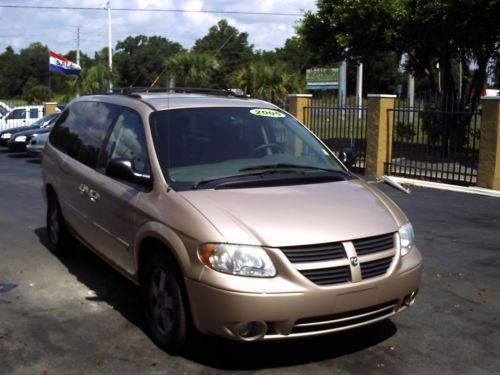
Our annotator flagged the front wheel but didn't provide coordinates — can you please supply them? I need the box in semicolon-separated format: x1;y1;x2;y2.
46;194;75;256
142;253;192;352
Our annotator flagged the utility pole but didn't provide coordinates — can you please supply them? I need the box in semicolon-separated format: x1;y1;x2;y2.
76;25;80;66
356;63;363;118
105;1;113;91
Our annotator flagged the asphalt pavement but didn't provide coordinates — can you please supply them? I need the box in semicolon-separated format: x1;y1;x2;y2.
0;150;499;374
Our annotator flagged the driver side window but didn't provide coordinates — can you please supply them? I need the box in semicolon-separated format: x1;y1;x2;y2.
101;109;149;174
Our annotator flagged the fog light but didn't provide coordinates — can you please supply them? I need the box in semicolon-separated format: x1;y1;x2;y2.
238;323;252;337
234;321;267;340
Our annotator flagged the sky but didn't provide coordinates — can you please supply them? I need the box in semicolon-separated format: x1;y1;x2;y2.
0;0;317;57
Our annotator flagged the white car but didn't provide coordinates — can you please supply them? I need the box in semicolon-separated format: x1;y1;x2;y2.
0;105;45;131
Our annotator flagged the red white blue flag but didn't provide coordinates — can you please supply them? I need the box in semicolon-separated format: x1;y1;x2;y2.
49;50;81;75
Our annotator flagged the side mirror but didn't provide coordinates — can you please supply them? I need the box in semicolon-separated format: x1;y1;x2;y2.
106;158;152;187
338;148;356;168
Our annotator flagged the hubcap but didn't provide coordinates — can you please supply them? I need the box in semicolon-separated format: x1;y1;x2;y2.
149;268;175;335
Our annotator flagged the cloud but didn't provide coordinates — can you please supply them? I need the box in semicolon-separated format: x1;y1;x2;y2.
0;0;316;54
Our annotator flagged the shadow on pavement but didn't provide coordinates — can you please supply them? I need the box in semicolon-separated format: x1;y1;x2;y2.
7;152;30;158
34;226;397;370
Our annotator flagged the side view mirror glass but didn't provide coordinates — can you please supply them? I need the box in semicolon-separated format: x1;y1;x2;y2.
338;147;357;168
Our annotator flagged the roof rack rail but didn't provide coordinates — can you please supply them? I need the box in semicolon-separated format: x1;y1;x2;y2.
91;87;247;98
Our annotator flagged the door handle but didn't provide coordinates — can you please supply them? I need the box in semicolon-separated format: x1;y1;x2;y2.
79;183;100;202
88;190;100;203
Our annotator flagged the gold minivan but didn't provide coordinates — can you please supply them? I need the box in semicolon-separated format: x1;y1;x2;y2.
41;89;422;351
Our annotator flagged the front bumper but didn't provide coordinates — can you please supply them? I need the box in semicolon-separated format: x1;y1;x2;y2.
185;247;422;341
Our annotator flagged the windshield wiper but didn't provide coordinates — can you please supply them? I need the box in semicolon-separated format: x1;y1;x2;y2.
192;170;291;190
239;163;350;175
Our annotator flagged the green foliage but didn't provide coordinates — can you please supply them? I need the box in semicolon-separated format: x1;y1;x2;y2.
164;52;220;88
231;61;304;106
192;19;253;87
114;35;185;87
299;0;500;110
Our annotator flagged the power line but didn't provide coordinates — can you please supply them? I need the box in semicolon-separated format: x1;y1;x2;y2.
0;4;304;17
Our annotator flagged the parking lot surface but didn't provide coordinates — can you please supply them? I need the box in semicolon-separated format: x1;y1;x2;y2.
0;150;499;374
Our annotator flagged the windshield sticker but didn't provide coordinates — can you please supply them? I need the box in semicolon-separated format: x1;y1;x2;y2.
250;109;286;118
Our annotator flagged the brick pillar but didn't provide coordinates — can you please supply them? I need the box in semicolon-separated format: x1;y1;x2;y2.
365;94;396;177
288;94;312;127
477;97;500;190
44;102;58;115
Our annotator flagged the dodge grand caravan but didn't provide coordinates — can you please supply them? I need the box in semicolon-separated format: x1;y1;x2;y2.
41;88;422;351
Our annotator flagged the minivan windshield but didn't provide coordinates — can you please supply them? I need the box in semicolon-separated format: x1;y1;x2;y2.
150;107;346;190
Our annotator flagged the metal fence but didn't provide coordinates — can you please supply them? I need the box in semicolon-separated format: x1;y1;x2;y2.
304;96;367;170
386;106;481;186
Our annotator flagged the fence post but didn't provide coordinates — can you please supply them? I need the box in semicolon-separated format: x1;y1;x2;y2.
44;102;58;115
477;96;500;190
365;94;397;177
288;94;312;127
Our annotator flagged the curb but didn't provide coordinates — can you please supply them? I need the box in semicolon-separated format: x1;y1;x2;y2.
386;176;500;198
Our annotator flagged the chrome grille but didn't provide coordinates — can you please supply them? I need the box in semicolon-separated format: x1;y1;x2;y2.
299;266;351;285
353;233;394;255
282;233;396;286
361;257;393;279
291;300;397;334
280;242;345;263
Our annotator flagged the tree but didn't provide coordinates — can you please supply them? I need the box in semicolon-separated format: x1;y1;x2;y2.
299;0;500;110
165;52;219;88
231;61;303;106
192;19;253;87
114;35;184;87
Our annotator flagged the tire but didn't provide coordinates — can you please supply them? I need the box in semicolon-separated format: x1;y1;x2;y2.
46;194;75;256
142;252;192;353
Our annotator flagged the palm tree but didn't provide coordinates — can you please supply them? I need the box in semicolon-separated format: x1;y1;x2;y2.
231;61;303;106
165;53;219;88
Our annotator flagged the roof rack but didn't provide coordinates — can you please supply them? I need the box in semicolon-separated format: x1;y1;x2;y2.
92;87;248;98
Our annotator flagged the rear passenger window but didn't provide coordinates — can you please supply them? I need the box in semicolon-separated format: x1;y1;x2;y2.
49;101;119;168
100;110;149;174
29;108;39;118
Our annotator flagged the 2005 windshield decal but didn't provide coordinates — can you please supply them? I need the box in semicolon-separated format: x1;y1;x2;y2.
250;109;286;118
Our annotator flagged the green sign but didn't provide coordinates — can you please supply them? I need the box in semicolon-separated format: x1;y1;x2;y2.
306;67;339;90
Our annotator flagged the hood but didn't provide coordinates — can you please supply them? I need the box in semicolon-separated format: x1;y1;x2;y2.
179;179;404;247
12;126;52;137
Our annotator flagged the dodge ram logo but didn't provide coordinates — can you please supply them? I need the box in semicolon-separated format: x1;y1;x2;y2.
350;256;359;267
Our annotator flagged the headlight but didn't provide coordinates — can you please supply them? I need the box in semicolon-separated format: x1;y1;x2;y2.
399;222;415;256
1;133;11;139
198;244;276;277
15;135;27;142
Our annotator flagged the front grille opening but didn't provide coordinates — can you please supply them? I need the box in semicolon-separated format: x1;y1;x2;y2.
360;257;393;279
300;266;351;285
353;233;395;255
292;300;397;334
281;242;346;263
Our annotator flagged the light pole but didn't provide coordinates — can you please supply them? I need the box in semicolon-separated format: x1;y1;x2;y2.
105;1;113;91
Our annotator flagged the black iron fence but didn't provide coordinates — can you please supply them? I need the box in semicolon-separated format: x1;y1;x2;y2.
386;106;481;185
304;96;367;170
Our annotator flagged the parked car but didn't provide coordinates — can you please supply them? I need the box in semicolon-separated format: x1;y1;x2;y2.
0;113;59;146
0;105;45;131
27;132;49;157
41;88;422;352
7;113;59;152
